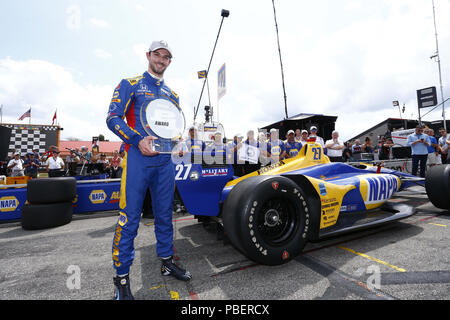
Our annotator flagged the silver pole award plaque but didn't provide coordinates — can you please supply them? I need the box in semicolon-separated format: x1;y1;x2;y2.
140;98;186;154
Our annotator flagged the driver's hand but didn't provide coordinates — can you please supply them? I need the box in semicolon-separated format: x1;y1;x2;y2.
138;136;160;157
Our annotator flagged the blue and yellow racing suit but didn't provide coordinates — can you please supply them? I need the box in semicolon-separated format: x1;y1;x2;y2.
106;71;180;275
267;139;285;158
284;140;302;158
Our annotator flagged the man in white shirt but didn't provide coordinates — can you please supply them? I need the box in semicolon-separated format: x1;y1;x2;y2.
46;150;65;177
325;131;345;162
7;153;24;177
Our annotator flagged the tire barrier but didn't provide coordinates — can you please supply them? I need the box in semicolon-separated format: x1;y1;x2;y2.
21;202;73;230
26;177;77;204
21;177;77;230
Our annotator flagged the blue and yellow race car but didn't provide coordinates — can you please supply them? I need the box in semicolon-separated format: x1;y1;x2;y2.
175;141;449;266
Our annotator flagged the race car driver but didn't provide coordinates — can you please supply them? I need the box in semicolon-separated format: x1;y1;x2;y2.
106;40;191;300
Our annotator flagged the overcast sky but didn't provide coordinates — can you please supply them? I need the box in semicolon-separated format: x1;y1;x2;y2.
0;0;449;142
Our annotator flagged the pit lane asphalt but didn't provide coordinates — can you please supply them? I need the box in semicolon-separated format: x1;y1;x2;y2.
0;186;448;300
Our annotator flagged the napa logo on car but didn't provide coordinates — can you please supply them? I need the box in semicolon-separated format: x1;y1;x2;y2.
89;190;107;204
359;174;400;207
0;196;19;212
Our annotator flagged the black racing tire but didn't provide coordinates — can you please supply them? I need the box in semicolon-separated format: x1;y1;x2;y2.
21;202;73;230
425;164;450;210
222;175;312;266
27;177;77;204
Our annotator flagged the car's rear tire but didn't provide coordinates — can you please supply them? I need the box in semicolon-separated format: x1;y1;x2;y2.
21;202;73;230
425;164;450;210
222;175;312;265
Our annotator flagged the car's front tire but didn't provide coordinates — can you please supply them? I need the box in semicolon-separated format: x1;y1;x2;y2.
222;175;312;265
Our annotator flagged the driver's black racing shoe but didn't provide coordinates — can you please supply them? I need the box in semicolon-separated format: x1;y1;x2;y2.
113;275;134;300
161;256;192;281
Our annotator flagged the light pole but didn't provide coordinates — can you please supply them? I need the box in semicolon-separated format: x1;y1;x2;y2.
431;0;446;130
272;0;289;120
193;9;230;123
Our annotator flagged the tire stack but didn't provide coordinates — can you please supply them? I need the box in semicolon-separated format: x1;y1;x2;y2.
21;177;77;230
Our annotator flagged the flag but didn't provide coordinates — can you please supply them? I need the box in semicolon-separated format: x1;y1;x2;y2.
197;70;207;79
52;110;57;125
18;108;31;120
218;63;226;100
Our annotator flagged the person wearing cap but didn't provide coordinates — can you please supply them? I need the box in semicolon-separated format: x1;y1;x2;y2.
23;152;41;178
267;128;286;162
45;150;65;177
106;40;191;300
80;146;92;164
309;126;325;147
299;130;309;144
205;131;228;165
7;153;24;177
284;130;303;159
182;126;205;164
325;131;345;162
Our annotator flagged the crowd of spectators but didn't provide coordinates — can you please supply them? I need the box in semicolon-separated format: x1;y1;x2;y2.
177;125;341;176
176;124;450;177
0;145;125;178
339;125;450;177
178;125;385;168
2;125;449;179
406;125;450;177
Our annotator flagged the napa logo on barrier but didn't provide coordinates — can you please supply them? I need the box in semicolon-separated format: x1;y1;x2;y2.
362;175;399;205
89;190;107;204
0;196;19;212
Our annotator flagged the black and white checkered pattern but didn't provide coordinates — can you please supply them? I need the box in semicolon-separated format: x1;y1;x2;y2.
4;124;59;157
